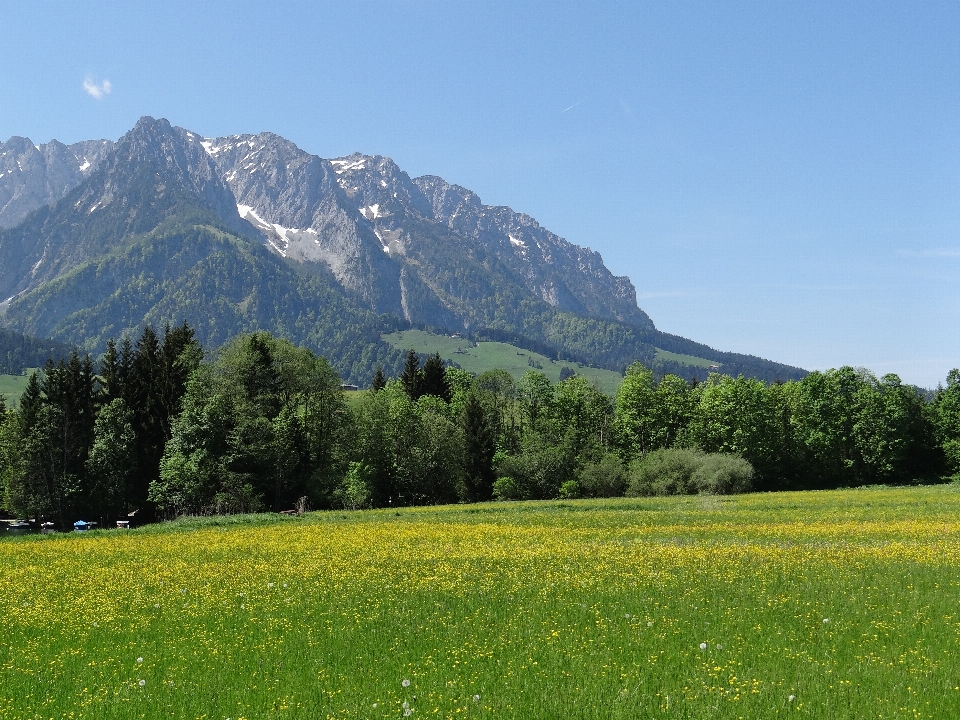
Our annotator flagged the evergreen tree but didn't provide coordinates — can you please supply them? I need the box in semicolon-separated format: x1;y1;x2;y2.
371;366;387;393
400;349;421;400
462;391;495;501
420;353;451;402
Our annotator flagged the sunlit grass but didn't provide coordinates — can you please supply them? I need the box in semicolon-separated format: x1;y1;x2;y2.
3;486;960;718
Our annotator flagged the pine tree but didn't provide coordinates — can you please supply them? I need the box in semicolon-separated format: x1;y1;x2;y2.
420;353;451;402
462;392;496;501
371;366;386;393
400;349;421;400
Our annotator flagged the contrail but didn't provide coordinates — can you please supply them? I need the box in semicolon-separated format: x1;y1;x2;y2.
561;99;585;113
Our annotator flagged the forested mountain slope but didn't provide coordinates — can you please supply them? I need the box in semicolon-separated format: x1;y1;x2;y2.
0;117;806;384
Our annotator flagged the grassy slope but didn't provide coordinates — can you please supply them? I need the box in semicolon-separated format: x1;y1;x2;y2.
0;370;34;407
3;486;960;718
384;329;626;394
654;347;718;369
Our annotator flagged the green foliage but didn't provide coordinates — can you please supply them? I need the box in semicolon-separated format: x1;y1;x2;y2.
332;462;373;510
491;475;520;501
577;453;629;498
85;398;136;520
627;448;753;496
152;332;349;516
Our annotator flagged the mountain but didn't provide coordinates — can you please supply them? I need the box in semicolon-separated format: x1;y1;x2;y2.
0;117;806;384
0;137;113;229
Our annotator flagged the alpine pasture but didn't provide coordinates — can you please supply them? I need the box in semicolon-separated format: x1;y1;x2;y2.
2;485;959;719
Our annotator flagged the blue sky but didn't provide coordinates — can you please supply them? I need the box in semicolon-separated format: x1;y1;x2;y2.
2;1;958;387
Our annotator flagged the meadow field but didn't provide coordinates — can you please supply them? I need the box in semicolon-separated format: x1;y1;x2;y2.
2;486;960;719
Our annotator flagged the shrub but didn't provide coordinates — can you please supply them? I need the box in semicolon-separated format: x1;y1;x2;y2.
577;454;628;498
557;480;581;499
690;453;754;494
492;476;521;501
627;448;753;496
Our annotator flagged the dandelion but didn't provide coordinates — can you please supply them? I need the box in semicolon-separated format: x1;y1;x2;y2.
699;642;707;650
402;678;411;687
138;679;145;687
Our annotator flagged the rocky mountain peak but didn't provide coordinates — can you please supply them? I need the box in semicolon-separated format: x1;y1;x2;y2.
0;135;112;228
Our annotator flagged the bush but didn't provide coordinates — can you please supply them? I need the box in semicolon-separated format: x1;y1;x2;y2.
492;476;521;501
690;453;753;494
557;480;581;499
627;448;753;496
577;454;628;497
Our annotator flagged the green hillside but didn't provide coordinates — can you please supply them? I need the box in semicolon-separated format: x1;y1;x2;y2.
384;329;626;393
0;370;34;407
654;347;719;370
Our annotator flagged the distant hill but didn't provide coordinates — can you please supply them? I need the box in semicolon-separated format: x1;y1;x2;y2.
0;328;72;374
0;117;806;385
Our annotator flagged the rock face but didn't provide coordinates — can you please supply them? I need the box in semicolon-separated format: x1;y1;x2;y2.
198;133;653;332
0;137;113;228
0;116;807;383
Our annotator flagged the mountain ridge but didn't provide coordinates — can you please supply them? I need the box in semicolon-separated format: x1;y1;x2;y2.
0;116;806;384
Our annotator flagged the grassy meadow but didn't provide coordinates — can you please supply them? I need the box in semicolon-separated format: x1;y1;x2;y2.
0;369;34;407
3;486;960;718
382;330;626;393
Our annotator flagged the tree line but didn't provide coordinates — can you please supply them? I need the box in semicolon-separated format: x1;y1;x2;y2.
1;325;958;526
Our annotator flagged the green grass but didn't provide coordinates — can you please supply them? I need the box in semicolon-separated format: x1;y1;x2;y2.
654;348;719;369
3;486;960;718
383;330;625;394
0;369;35;407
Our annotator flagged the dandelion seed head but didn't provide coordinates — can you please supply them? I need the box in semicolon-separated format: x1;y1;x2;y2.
647;621;653;627
699;642;707;650
136;657;143;663
138;679;145;687
402;678;411;687
268;582;274;587
789;695;795;702
473;694;480;702
403;701;410;709
823;618;830;624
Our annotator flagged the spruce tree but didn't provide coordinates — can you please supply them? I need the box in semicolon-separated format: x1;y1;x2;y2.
420;353;451;402
400;349;421;400
462;392;496;501
371;366;386;393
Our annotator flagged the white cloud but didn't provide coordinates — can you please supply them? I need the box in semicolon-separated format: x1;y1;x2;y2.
82;77;112;100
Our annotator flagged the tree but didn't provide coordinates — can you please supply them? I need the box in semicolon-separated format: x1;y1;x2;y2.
462;391;496;501
613;363;657;458
400;349;421;399
935;369;960;478
420;353;451;402
85;398;136;523
371;366;387;393
152;332;347;516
